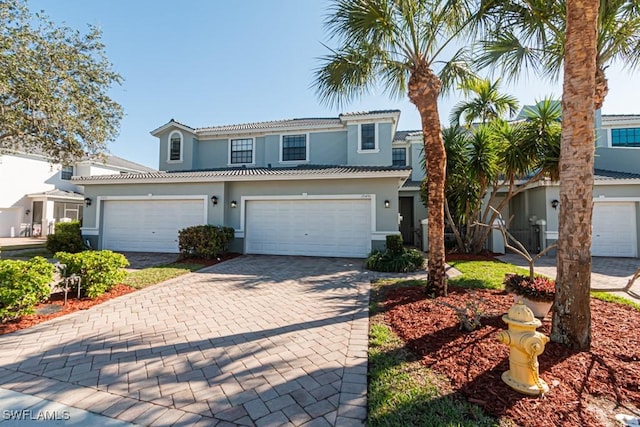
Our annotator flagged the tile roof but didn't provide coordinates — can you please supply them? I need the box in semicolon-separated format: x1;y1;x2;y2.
27;189;84;199
73;165;412;183
401;180;423;188
196;118;342;133
594;169;640;180
393;130;423;141
601;114;640;123
339;109;401;117
94;155;156;173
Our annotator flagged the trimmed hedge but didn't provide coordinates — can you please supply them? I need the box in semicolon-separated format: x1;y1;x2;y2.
365;235;424;273
46;221;85;253
178;225;234;259
55;251;129;298
0;257;55;322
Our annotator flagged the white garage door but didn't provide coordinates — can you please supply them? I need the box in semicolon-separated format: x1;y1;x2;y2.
245;199;371;257
102;199;205;253
592;202;637;257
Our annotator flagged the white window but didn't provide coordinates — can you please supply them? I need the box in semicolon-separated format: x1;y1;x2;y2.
358;123;379;152
168;131;183;162
61;165;73;180
230;138;254;165
280;134;309;162
392;148;407;166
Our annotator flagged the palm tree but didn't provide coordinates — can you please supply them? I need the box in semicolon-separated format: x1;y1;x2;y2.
550;0;599;350
477;0;640;109
314;0;479;295
449;78;519;126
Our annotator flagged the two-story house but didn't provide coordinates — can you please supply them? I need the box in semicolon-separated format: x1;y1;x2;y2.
0;151;155;238
74;110;427;257
505;111;640;258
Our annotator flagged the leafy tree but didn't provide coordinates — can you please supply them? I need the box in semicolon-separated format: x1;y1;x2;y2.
551;0;599;351
477;0;640;109
427;99;561;254
0;0;123;164
449;78;519;126
314;0;480;295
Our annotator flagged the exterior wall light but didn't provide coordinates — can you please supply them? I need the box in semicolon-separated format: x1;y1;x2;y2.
25;209;30;216
230;200;237;208
211;196;218;205
384;200;390;208
84;197;92;207
551;199;559;210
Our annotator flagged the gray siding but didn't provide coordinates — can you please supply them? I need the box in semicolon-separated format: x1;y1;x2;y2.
409;143;425;181
195;138;228;169
158;129;196;171
309;131;348;165
347;122;394;166
595;147;640;174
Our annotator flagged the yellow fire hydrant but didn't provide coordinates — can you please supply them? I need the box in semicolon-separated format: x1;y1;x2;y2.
496;301;550;396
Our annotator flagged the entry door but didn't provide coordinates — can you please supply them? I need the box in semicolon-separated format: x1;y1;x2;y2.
32;201;43;236
399;197;414;245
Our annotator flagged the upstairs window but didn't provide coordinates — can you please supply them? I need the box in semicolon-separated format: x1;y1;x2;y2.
230;138;254;164
392;148;407;166
168;131;183;162
282;134;308;162
611;127;640;147
61;165;73;180
359;123;377;151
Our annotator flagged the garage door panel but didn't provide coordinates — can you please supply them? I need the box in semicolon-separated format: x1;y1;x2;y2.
592;202;637;257
245;199;371;258
103;199;205;253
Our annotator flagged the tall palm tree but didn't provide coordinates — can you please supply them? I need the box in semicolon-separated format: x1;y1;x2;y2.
477;0;640;109
449;78;519;126
550;0;599;350
314;0;479;295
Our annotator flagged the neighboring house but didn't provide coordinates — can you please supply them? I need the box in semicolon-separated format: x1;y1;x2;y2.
0;151;156;238
506;111;640;258
75;110;421;257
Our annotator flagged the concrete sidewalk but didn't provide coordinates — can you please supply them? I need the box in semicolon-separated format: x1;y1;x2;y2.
0;255;369;426
497;254;640;304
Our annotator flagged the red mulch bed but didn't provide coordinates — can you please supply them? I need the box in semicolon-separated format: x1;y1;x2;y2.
0;254;240;336
382;285;640;426
0;284;136;336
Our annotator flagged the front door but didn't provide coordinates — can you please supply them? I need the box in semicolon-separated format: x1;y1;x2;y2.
32;201;43;236
399;197;414;245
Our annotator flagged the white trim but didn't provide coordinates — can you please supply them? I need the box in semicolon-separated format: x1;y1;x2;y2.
545;231;558;240
279;132;310;164
198;123;345;138
80;228;99;236
238;194;377;236
607;126;640;149
74;169;412;185
593;196;640;202
228;137;256;166
150;121;195;137
92;195;209;242
357;123;380;153
167;130;184;163
234;230;244;238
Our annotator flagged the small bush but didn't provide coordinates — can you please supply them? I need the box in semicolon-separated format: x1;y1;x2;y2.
366;247;424;273
55;251;129;298
386;234;404;255
178;225;234;259
0;257;55;322
46;221;85;254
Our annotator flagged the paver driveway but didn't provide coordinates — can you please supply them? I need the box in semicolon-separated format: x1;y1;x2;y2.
0;256;371;426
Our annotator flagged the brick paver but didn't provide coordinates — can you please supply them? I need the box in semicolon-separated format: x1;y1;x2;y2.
0;255;370;426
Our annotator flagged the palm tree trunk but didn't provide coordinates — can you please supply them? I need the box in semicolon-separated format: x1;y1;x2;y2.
594;66;608;110
409;64;447;296
550;0;598;350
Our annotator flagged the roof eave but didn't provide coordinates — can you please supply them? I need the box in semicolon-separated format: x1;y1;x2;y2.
150;121;195;137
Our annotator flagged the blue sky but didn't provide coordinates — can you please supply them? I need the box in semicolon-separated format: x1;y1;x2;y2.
29;0;640;169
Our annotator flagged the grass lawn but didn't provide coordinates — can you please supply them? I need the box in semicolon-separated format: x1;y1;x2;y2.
368;280;500;426
123;263;204;289
368;259;639;426
0;248;53;259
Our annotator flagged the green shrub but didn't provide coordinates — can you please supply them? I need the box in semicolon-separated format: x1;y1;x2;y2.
55;251;129;298
365;247;424;273
386;234;404;255
178;225;234;259
0;257;55;322
46;221;85;254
